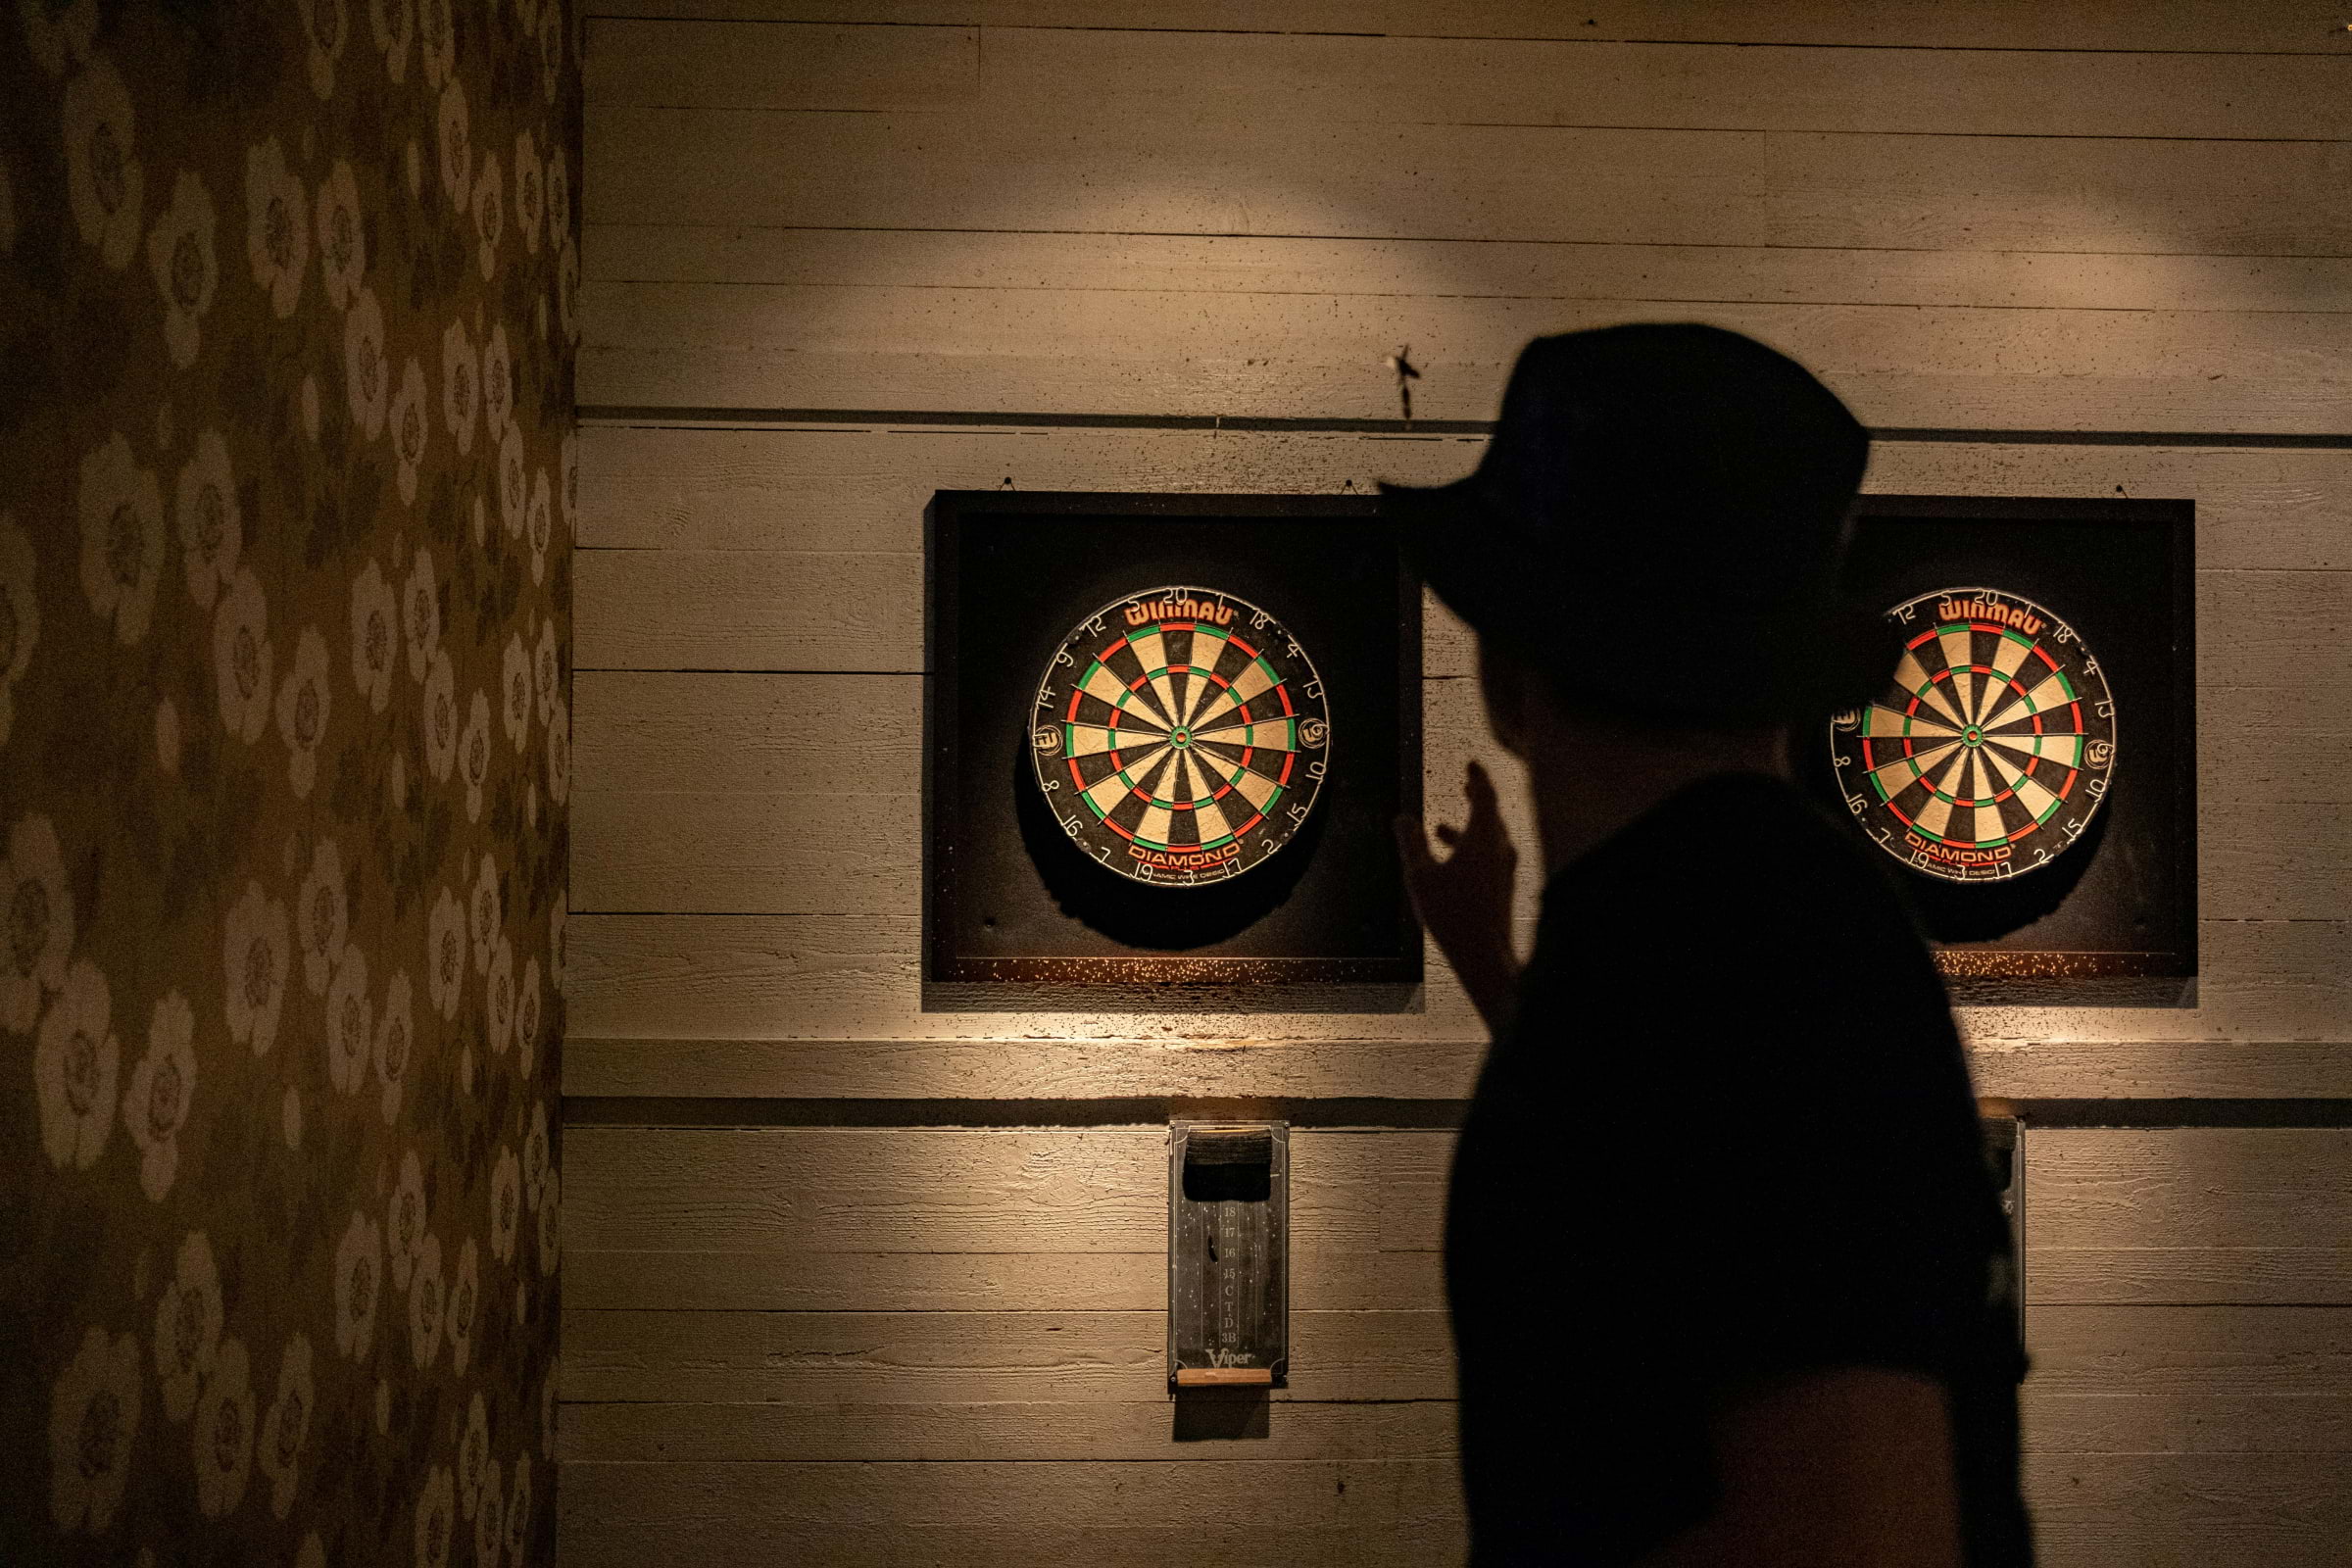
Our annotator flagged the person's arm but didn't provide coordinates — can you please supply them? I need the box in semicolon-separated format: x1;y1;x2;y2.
1394;759;1521;1035
1641;1365;1964;1568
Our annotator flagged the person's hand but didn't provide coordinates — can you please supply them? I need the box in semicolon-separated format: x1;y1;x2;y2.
1395;760;1522;1036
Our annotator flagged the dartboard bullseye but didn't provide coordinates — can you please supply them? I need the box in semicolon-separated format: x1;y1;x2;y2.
1829;587;2117;884
1030;586;1331;887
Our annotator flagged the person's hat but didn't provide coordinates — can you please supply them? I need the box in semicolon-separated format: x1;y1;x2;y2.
1380;322;1880;726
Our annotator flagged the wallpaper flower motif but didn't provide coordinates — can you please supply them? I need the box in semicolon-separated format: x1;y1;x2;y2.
4;812;74;1028
124;995;197;1201
62;54;143;271
245;137;310;320
146;169;219;368
78;429;167;646
1;0;574;1562
155;1232;224;1423
175;428;242;608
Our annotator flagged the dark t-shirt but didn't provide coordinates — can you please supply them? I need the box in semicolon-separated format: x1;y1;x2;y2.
1444;770;2033;1566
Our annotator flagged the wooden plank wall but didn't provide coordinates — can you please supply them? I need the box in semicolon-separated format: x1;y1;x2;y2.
564;6;2352;1564
562;1126;2352;1566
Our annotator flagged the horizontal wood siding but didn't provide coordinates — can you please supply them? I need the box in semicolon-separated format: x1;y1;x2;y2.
561;1127;2352;1561
586;112;2343;262
580;3;2350;54
563;909;2351;1047
567;425;2352;1077
573;541;2338;678
584;281;2352;431
580;21;2352;432
568;8;2352;1565
587;228;2352;318
581;429;2352;567
589;24;2352;140
563;1128;2352;1283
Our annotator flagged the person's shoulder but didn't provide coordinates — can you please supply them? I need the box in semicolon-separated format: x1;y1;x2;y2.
1667;768;1852;848
1556;769;1946;1003
1594;770;1904;913
1515;771;1966;1125
1704;771;1937;945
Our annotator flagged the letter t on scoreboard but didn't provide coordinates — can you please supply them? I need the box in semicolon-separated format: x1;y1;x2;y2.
1167;1122;1288;1390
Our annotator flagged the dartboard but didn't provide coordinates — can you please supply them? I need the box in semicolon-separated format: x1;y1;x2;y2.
1029;586;1331;887
1830;587;2117;883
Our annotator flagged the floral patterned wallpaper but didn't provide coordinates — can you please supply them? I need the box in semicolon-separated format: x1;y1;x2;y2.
0;0;574;1562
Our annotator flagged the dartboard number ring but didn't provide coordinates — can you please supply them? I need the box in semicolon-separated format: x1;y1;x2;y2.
1829;587;2116;884
1030;586;1330;887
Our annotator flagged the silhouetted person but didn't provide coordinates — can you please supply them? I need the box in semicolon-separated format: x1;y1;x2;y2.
1390;325;2032;1567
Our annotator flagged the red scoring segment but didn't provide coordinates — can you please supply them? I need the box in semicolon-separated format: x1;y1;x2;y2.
1831;586;2117;886
1030;586;1334;888
1058;622;1295;842
1873;620;2082;839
